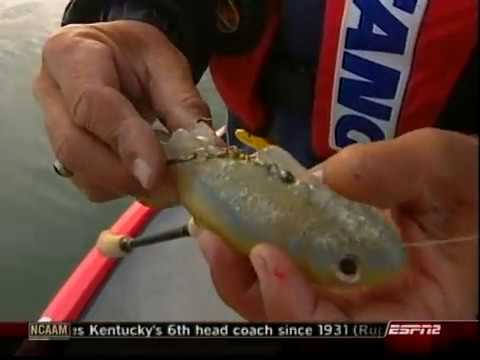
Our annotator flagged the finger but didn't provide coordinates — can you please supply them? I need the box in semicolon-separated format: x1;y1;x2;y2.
348;301;426;321
249;244;419;322
141;30;212;130
70;176;126;203
196;230;266;321
70;83;168;191
311;139;425;209
42;28;122;113
71;20;212;131
249;244;331;321
34;69;147;200
314;128;478;209
41;30;166;191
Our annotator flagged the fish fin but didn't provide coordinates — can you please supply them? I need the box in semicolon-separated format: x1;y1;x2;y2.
189;121;218;145
163;122;220;159
235;129;272;151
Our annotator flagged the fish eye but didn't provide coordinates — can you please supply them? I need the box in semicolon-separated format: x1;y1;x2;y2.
336;254;361;284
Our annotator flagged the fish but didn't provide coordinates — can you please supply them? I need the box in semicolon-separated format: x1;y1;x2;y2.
150;121;408;292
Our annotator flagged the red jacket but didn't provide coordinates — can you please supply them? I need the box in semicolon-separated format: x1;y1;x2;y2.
210;0;478;159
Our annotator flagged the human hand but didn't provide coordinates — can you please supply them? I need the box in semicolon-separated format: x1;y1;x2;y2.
195;128;478;321
34;20;210;206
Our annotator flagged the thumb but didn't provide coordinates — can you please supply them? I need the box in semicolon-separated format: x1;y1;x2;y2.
142;30;212;130
249;244;318;321
311;128;478;210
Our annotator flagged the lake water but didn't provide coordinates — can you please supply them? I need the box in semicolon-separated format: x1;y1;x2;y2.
0;0;227;321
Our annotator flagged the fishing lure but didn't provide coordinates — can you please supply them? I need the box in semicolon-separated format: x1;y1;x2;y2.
144;122;409;292
234;129;272;150
97;122;477;296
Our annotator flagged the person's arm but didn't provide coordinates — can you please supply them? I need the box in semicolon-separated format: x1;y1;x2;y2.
61;0;217;83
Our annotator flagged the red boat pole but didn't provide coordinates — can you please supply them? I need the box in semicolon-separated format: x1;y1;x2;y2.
39;201;158;322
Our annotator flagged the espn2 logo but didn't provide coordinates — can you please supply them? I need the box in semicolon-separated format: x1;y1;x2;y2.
387;323;442;336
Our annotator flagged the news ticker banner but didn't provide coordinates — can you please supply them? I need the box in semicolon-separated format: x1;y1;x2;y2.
0;321;476;341
27;322;386;340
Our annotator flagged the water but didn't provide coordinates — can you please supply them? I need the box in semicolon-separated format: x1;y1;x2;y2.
0;0;227;321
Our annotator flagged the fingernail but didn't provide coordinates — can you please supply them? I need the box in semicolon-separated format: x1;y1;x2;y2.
133;158;152;190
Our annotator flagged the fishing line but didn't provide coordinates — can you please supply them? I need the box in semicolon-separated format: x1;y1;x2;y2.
402;235;478;248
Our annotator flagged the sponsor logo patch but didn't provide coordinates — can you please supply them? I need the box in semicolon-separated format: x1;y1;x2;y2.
330;0;428;150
